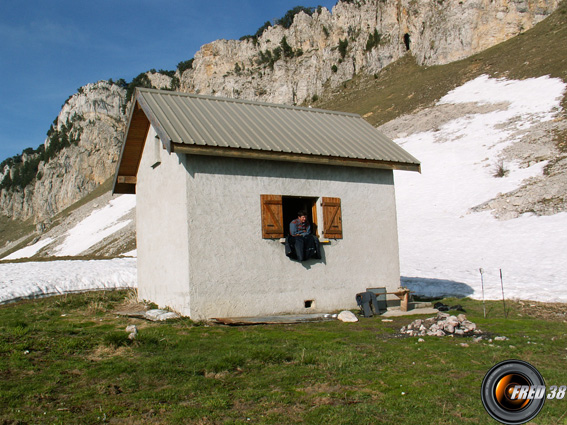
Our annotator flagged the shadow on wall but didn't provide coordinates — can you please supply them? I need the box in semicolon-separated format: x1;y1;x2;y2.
401;276;474;298
183;155;394;186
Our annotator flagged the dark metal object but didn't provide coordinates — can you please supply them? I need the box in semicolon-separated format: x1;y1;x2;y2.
366;287;387;313
356;290;384;317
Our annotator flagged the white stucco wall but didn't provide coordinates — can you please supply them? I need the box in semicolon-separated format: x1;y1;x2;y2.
135;125;403;319
183;155;401;320
136;127;192;315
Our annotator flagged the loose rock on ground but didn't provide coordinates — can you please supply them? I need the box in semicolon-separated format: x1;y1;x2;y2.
400;312;481;337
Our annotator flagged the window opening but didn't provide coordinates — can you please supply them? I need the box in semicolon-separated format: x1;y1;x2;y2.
282;196;318;237
304;300;314;308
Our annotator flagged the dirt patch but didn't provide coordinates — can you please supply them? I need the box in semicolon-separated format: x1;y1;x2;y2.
379;102;508;140
300;383;348;395
470;116;567;219
516;301;567;321
111;289;156;317
87;345;133;361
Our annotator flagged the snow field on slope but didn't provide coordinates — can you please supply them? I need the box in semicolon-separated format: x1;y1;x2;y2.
54;194;136;257
5;194;136;260
1;195;137;304
395;75;567;302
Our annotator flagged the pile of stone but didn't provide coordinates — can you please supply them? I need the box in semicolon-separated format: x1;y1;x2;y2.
400;312;481;337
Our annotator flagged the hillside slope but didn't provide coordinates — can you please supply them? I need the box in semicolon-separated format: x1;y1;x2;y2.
0;0;559;228
1;74;566;306
0;0;565;263
319;0;567;217
393;75;566;300
0;179;136;261
178;0;559;105
316;0;567;124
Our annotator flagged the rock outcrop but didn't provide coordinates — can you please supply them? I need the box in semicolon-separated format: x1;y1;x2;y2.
0;81;127;222
179;0;559;105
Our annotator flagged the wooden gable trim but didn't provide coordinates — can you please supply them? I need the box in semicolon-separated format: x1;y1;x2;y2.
112;101;151;194
117;176;137;184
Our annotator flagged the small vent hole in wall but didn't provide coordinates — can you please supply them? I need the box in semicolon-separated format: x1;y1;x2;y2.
304;300;314;308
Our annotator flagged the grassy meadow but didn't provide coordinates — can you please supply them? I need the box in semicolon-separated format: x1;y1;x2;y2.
2;291;567;424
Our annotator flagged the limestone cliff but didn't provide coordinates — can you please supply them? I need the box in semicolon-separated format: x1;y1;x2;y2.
179;0;559;105
0;81;127;222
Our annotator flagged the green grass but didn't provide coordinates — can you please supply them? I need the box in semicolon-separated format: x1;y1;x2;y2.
2;291;567;424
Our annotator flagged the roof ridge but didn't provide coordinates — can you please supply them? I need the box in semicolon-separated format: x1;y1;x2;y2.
135;87;361;118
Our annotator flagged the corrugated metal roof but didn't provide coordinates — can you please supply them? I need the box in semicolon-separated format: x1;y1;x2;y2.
135;88;420;168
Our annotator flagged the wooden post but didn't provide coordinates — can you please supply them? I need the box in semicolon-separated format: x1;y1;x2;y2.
401;291;409;312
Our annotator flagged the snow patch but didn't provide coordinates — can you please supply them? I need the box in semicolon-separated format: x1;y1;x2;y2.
0;258;137;305
395;75;567;302
54;195;136;257
4;237;54;260
438;75;566;119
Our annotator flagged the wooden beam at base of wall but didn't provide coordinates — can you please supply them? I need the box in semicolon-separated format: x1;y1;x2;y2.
113;183;136;194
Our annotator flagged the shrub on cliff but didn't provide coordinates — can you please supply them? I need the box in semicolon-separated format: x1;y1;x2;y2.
124;73;153;106
366;29;382;51
177;59;194;74
275;6;315;29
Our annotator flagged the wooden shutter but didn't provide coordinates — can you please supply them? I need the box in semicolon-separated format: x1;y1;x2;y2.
261;195;284;238
322;197;343;239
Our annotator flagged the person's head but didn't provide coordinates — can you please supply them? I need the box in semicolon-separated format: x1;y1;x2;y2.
297;210;308;222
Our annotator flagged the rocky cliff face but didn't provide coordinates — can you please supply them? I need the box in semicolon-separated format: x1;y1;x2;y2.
179;0;559;104
0;0;560;224
0;81;127;222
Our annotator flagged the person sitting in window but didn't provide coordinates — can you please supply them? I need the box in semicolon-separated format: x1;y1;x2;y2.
286;210;320;261
290;210;311;237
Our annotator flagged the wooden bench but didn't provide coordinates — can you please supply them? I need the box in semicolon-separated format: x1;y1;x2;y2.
386;288;413;312
366;287;414;313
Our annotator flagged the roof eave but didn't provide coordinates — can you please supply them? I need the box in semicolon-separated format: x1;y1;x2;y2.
171;142;421;172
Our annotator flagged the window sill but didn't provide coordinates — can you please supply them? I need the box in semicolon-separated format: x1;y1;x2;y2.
279;238;331;244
